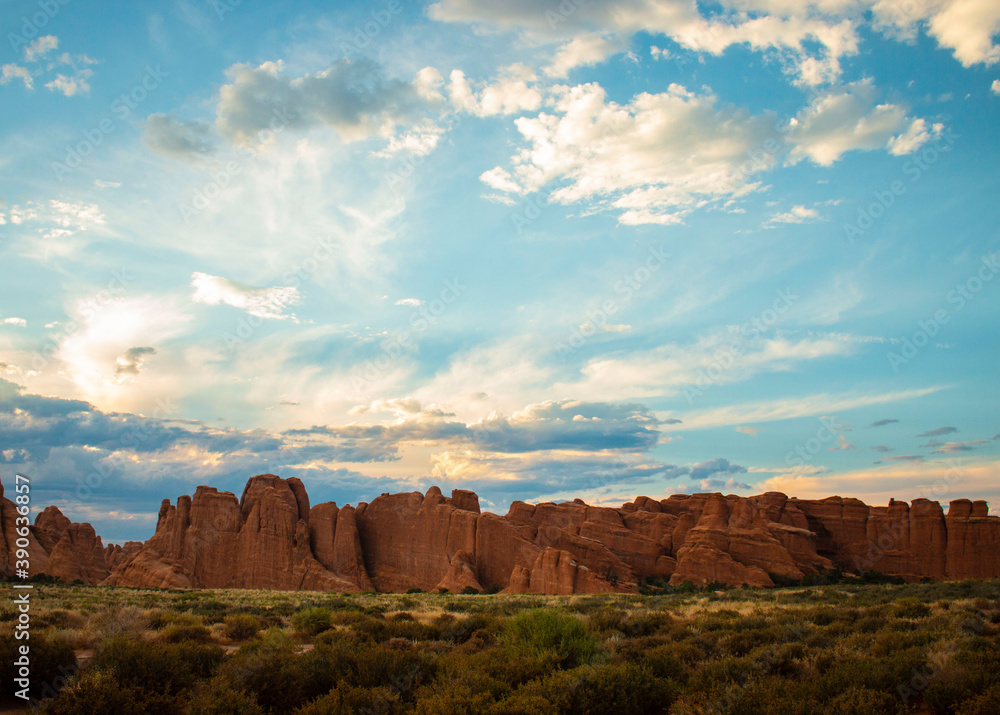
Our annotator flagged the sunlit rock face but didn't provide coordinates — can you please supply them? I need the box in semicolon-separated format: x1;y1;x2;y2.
3;474;997;592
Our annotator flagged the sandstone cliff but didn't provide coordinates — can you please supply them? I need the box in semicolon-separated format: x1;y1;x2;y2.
2;474;998;593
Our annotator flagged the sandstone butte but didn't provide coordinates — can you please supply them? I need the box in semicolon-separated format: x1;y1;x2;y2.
1;474;998;594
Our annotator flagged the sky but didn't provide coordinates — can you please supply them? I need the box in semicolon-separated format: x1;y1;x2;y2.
0;0;998;543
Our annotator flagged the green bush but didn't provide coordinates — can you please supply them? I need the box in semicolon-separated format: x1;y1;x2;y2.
292;607;333;636
294;684;399;714
93;636;224;695
893;597;932;619
38;668;181;715
501;609;600;669
186;675;265;715
160;622;214;643
224;614;263;641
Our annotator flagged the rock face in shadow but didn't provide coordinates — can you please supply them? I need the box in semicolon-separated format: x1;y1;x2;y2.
3;474;998;592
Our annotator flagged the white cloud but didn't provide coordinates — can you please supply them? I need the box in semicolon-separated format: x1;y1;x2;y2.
786;80;925;165
765;204;824;226
94;180;121;189
395;298;423;307
191;272;300;321
24;35;58;62
874;0;1000;67
481;82;778;225
51;296;192;412
215;58;432;145
992;79;1000;94
887;117;943;155
545;33;626;78
736;425;763;436
1;64;33;89
1;317;27;327
4;199;107;259
44;69;93;96
430;0;860;85
447;64;542;116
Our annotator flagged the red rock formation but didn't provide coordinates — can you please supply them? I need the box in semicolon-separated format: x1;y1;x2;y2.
46;523;110;584
106;476;368;591
4;474;999;592
501;548;616;595
0;479;50;578
355;487;479;592
435;550;483;593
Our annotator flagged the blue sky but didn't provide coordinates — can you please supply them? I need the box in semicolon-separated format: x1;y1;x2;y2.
1;0;998;542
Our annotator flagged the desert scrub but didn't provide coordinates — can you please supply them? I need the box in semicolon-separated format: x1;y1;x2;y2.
224;613;264;641
500;609;600;669
0;632;77;701
292;606;334;636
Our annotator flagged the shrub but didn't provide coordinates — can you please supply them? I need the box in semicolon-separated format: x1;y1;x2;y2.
224;614;263;641
186;675;265;714
294;684;400;714
38;669;181;715
501;609;599;669
0;632;77;701
293;607;333;636
825;686;906;714
160;622;213;643
893;597;932;619
93;636;223;694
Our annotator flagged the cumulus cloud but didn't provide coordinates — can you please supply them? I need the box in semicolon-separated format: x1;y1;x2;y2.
447;64;542;116
191;272;300;321
144;114;216;158
786;80;931;165
44;69;93;96
1;317;27;327
25;35;59;62
480;82;778;225
395;298;422;307
873;0;1000;67
215;58;433;145
430;0;860;86
546;33;627;78
0;64;33;89
114;347;157;380
993;79;1000;94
